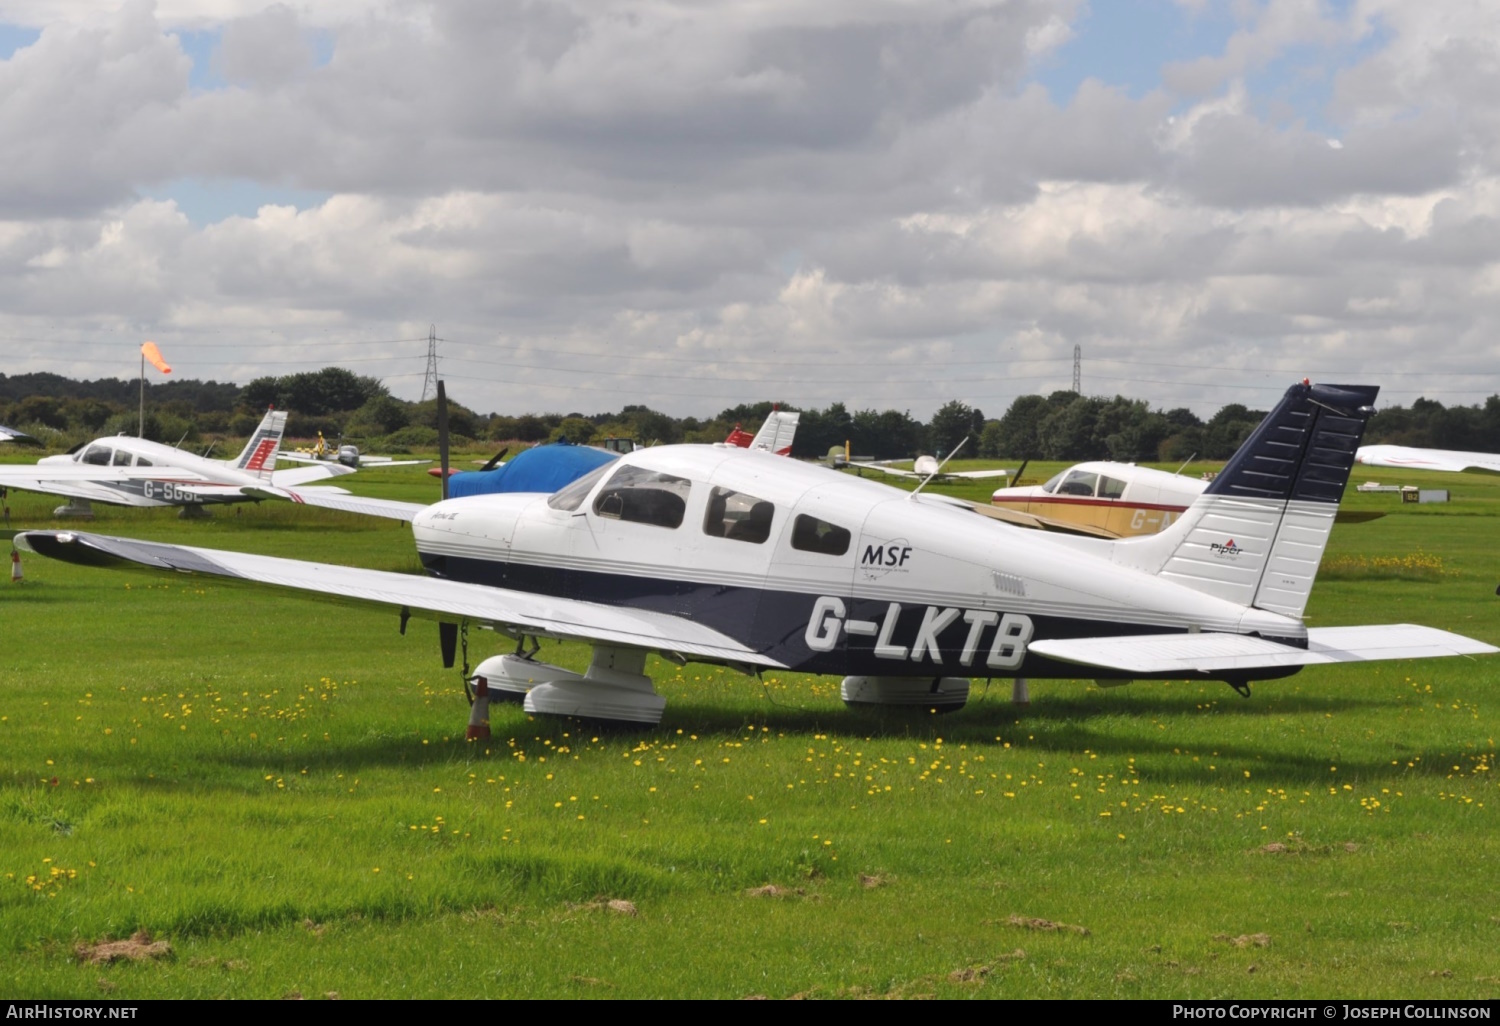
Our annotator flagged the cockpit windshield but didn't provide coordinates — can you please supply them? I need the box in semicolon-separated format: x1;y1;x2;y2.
546;462;614;512
1040;471;1064;494
1056;470;1098;497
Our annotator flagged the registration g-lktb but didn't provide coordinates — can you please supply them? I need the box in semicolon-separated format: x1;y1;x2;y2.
19;382;1496;730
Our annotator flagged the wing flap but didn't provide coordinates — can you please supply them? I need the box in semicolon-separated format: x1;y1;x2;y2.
1030;625;1496;675
17;531;785;668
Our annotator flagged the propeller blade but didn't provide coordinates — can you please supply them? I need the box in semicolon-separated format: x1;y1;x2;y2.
437;380;450;501
479;447;509;472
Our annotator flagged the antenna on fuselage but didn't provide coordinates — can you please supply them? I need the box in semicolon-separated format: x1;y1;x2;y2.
909;437;967;499
1173;452;1197;477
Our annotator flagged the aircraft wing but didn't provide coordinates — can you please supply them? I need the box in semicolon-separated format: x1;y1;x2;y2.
275;452;325;465
942;469;1012;480
17;531;785;668
0;465;217;506
851;463;920;479
1356;445;1500;475
270;464;358;487
0;425;37;443
248;486;428;523
1030;625;1497;675
920;495;1121;538
357;456;432;467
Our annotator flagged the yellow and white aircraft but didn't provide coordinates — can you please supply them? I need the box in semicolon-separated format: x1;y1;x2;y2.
17;381;1495;731
986;461;1208;538
0;409;353;518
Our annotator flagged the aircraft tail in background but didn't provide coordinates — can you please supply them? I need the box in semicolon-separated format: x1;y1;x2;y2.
226;409;288;482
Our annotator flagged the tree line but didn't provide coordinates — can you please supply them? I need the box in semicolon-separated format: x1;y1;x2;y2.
3;366;1498;463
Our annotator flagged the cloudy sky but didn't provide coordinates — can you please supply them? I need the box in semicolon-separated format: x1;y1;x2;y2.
0;0;1497;418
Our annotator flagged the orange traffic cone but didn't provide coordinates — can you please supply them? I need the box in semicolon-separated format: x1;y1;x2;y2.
466;676;491;741
10;548;22;583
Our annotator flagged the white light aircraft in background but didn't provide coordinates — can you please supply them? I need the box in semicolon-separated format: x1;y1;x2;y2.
1355;445;1500;476
278;431;430;469
1;425;38;444
0;409;353;518
853;451;1012;483
19;382;1495;734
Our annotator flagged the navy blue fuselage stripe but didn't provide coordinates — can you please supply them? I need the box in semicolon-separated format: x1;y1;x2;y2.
422;552;1302;682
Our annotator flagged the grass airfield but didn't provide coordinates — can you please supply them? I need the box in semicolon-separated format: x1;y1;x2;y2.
1;456;1498;999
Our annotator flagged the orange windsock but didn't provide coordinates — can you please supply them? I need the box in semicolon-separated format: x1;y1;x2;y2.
141;341;171;374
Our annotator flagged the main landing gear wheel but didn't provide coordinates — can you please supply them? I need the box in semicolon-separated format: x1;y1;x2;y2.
840;675;971;713
468;645;666;728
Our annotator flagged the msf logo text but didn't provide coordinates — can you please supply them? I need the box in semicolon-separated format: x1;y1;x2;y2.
804;597;1034;671
861;543;912;568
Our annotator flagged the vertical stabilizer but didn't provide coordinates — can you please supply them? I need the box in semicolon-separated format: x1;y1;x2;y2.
228;409;288;482
1116;382;1378;618
749;410;800;456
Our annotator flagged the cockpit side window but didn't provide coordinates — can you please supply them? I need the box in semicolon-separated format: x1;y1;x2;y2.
546;462;615;512
791;514;851;556
1040;471;1064;494
1098;475;1125;499
112;449;133;466
1056;470;1098;497
81;445;111;466
592;464;692;529
703;486;774;544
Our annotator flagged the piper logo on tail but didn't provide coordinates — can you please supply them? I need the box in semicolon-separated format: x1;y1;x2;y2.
1210;539;1242;559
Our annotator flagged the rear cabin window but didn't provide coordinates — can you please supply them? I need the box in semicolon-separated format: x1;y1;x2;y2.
1098;475;1125;499
136;457;153;467
1056;470;1098;497
592;465;692;529
81;445;111;466
703;487;774;544
791;514;851;556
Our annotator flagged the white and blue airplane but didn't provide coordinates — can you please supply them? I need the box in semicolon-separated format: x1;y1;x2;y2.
1355;444;1500;476
0;425;38;444
0;408;353;518
16;381;1496;730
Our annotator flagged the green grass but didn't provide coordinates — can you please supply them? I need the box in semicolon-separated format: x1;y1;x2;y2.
1;462;1499;998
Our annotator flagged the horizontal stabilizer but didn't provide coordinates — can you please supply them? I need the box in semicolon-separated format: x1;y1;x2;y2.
1030;624;1496;675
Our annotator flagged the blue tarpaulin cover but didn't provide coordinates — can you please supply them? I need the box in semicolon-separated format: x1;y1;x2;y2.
447;442;618;498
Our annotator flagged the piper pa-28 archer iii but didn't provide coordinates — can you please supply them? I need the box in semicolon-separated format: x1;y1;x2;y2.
17;381;1497;731
0;409;353;518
